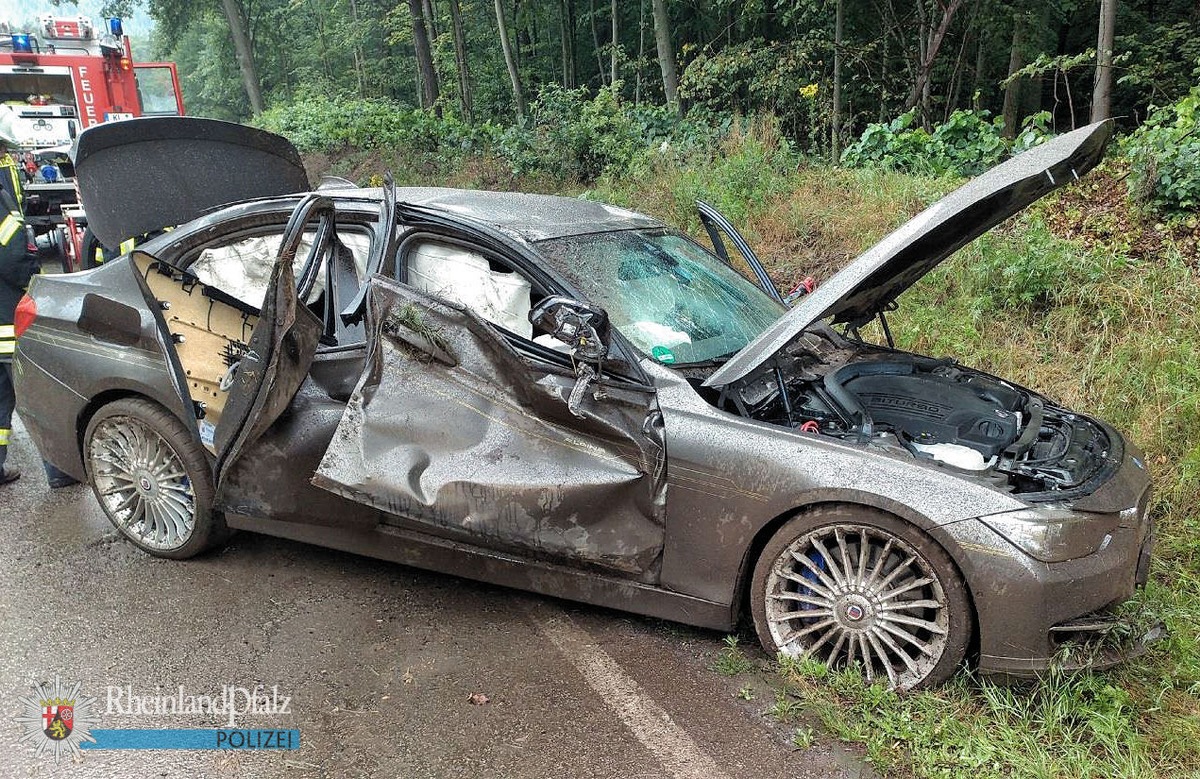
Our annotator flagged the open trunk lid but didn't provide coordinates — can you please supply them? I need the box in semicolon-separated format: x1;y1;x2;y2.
72;116;309;249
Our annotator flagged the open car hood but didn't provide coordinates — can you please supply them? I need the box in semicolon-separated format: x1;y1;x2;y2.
72;117;309;248
704;121;1111;388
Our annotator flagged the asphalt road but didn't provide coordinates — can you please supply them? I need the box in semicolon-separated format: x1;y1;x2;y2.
0;416;874;778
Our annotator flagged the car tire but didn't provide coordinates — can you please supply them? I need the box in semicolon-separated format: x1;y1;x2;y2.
750;504;972;690
83;398;229;559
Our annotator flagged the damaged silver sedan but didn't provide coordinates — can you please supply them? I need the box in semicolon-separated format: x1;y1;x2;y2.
14;118;1153;689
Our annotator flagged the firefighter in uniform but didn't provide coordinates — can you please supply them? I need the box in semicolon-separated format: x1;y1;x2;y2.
0;152;36;485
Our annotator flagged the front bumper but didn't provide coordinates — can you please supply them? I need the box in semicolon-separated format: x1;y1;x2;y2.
934;451;1154;678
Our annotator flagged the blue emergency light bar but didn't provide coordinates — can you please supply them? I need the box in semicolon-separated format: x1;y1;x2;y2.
10;34;33;53
108;18;123;37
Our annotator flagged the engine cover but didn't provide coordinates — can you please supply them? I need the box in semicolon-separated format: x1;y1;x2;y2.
843;366;1023;458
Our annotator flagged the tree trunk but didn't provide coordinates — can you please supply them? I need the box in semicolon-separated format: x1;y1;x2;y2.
1023;4;1050;123
971;24;986;112
589;0;606;85
349;0;366;96
423;0;439;39
635;0;645;103
312;0;333;85
566;0;577;86
610;0;619;86
409;0;440;111
944;5;974;123
904;0;964;114
218;0;264;114
1002;12;1025;138
1090;0;1117;122
494;0;526;122
651;0;678;112
831;0;844;161
560;0;573;87
449;0;473;121
515;0;530;72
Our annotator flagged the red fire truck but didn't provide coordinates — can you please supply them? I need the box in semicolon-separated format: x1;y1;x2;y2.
0;14;184;268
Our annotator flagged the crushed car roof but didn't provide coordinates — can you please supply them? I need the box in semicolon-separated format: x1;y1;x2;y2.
390;187;664;241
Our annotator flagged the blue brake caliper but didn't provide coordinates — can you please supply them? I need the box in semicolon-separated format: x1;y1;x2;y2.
798;549;826;622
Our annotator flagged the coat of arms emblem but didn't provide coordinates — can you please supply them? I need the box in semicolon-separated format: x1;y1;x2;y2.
15;676;97;761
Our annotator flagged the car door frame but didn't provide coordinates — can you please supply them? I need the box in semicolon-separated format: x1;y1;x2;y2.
696;199;784;304
210;194;334;488
129;194;343;488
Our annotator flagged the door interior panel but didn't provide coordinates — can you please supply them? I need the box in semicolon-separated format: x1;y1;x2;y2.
133;252;259;449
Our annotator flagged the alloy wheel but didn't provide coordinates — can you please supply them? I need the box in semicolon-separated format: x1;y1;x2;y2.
89;415;197;551
763;523;951;689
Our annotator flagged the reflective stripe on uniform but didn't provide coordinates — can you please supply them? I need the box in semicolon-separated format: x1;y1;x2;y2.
0;341;13;355
0;324;14;354
0;428;9;446
0;212;20;245
119;238;136;254
1;159;20;202
95;246;106;265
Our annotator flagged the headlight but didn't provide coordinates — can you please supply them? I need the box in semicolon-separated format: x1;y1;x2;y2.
980;507;1120;563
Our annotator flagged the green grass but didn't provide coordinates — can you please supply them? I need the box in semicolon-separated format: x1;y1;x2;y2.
777;656;1184;778
711;634;756;677
309;125;1200;777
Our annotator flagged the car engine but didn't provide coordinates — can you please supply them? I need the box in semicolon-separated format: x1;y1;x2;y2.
715;337;1115;498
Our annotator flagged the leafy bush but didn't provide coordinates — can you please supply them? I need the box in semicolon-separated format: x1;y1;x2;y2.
662;115;800;226
678;38;826;151
946;213;1122;313
497;84;645;181
1122;86;1200;214
254;94;497;158
841;109;1054;178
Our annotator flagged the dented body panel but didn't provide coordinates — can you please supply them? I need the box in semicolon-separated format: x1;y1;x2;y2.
313;278;667;578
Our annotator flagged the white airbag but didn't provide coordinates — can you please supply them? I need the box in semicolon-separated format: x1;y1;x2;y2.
408;242;532;339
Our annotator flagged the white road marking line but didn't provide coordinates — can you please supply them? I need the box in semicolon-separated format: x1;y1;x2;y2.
527;606;732;779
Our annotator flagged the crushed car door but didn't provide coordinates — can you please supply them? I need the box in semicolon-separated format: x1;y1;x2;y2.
210;195;329;493
696;200;784;304
311;277;668;580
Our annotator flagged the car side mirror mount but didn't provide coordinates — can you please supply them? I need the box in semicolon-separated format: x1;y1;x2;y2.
529;296;610;363
529;296;611;417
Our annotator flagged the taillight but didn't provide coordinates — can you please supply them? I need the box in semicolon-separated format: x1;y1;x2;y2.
13;294;36;338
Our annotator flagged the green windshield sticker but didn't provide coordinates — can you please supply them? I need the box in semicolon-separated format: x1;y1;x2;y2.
652;346;676;363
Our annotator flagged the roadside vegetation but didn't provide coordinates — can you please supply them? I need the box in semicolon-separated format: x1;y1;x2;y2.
272;87;1199;777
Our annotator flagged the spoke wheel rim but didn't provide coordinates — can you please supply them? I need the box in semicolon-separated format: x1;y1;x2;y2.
89;415;196;551
764;523;950;690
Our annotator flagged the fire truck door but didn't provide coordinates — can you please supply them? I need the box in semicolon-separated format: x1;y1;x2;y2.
133;64;184;116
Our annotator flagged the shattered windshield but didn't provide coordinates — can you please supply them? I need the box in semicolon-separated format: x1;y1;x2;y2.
538;229;785;364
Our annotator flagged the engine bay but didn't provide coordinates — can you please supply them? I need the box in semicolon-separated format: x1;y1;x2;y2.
712;328;1115;497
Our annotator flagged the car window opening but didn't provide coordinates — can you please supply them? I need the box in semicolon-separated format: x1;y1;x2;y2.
536;229;785;366
401;238;579;355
